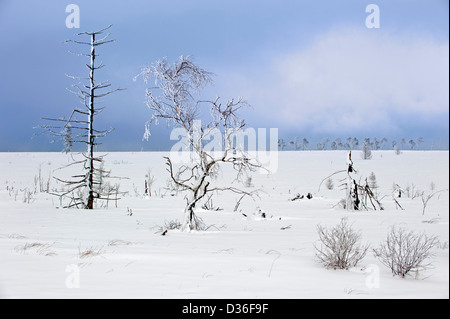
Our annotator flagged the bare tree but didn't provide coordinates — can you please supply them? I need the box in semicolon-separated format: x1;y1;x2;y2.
36;25;124;209
136;56;261;231
278;139;286;151
317;138;329;151
416;137;424;149
361;138;373;160
392;140;397;149
330;141;337;150
408;139;416;150
400;138;407;150
301;138;310;150
368;172;378;195
393;140;401;155
380;137;388;149
351;137;359;150
289;137;300;150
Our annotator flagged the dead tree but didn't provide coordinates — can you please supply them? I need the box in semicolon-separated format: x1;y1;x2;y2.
319;151;382;211
346;152;382;211
137;56;261;231
36;25;124;209
361;138;373;160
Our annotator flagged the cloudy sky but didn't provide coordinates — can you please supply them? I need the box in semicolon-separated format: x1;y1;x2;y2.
0;0;448;151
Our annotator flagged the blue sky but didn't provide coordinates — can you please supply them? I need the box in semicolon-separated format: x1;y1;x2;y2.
0;0;448;151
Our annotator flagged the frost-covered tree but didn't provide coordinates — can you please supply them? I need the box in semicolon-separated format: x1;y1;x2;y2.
290;137;309;150
278;139;286;151
392;140;397;149
392;140;401;155
330;141;337;150
301;138;309;150
368;172;378;189
331;138;345;150
136;56;261;231
400;138;407;150
370;137;388;150
317;138;329;151
416;137;424;149
351;137;359;150
37;25;123;209
361;138;373;160
62;124;74;154
380;137;388;150
289;137;301;150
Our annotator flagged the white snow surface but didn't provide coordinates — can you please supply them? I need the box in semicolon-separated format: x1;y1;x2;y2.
0;151;448;299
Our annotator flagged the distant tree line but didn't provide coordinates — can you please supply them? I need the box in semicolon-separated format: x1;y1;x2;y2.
278;137;425;151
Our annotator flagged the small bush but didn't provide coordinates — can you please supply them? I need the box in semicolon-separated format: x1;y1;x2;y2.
163;219;183;230
154;219;183;234
373;226;439;278
314;217;369;270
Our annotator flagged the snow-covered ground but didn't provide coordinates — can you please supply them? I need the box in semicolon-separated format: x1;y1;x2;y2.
0;151;448;299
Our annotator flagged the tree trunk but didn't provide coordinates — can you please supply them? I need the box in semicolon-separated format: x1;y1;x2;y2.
182;192;204;231
86;33;96;210
182;203;195;231
345;152;354;211
346;176;353;210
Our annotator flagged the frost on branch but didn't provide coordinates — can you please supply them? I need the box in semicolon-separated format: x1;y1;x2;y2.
135;56;213;140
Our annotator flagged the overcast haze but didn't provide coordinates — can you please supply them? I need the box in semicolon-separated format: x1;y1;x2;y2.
0;0;448;151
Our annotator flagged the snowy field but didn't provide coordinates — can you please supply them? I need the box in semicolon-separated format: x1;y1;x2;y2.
0;150;448;299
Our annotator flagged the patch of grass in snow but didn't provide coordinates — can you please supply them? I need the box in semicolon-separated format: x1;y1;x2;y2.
9;234;28;240
421;217;440;224
78;245;105;259
0;233;28;240
107;239;132;246
14;242;57;256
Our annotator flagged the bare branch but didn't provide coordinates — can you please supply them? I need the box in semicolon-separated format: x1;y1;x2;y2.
75;25;113;36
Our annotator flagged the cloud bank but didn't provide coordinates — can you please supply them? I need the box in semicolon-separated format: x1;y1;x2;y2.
223;28;449;137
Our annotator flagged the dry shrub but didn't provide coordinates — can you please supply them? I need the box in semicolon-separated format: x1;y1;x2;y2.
314;217;369;270
373;226;439;278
